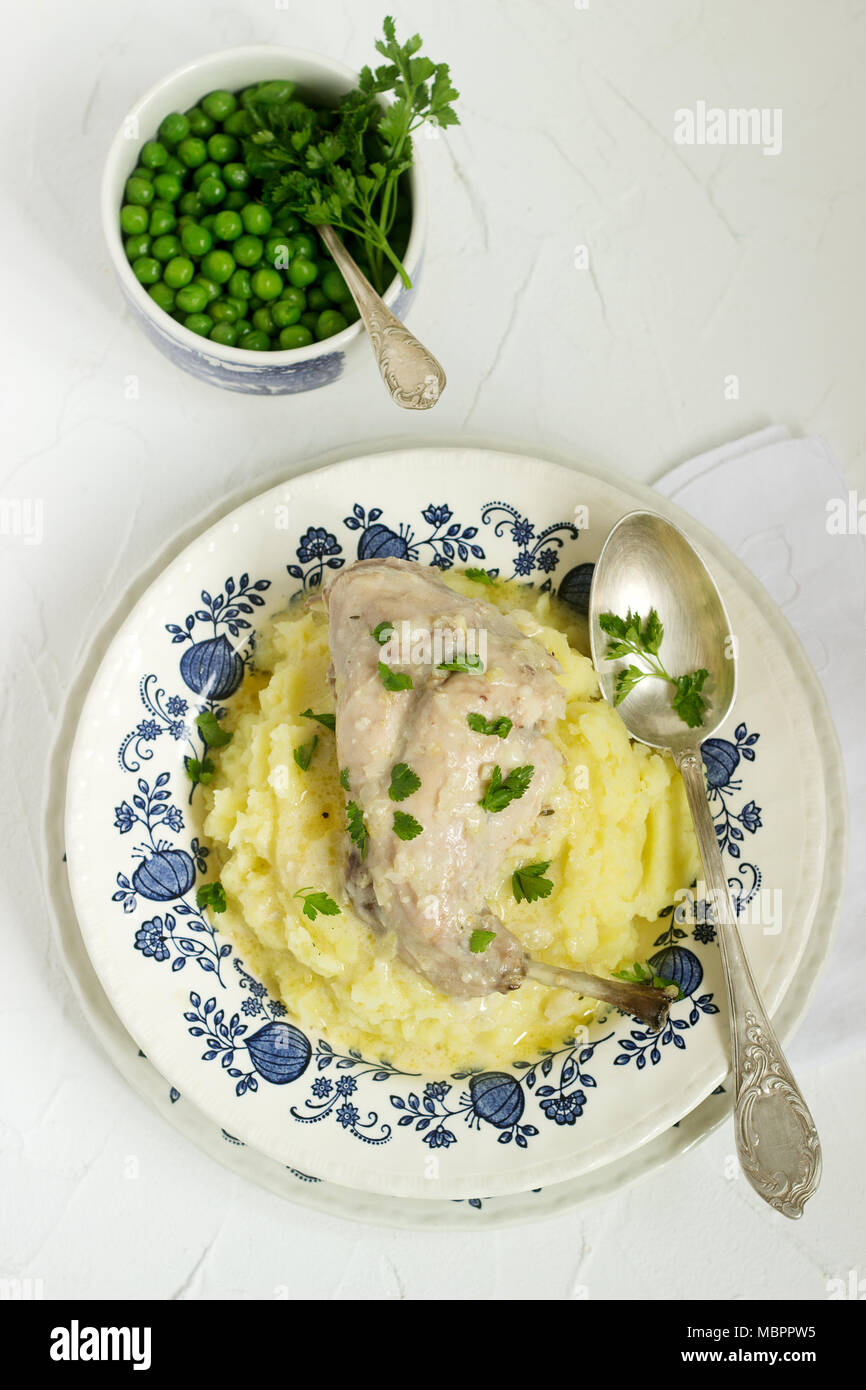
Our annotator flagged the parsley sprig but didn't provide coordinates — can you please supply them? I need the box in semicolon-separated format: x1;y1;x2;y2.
346;801;368;859
293;735;318;771
294;887;342;921
242;17;459;292
467;712;512;739
196;881;227;914
478;764;534;813
599;609;710;729
393;810;423;840
469;928;496;954
301;707;336;731
388;762;421;801
614;961;683;998
378;660;413;691
512;861;553;904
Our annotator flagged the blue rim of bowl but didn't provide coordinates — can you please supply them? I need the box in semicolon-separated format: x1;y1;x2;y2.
100;44;426;368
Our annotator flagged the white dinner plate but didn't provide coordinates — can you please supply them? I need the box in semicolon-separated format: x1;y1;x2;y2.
60;447;846;1202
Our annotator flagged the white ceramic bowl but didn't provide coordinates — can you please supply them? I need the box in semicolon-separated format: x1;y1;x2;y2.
101;46;425;395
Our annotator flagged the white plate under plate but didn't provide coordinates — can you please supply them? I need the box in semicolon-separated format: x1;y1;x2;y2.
60;447;846;1204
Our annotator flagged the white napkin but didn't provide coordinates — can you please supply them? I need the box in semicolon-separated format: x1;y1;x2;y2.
655;429;865;1065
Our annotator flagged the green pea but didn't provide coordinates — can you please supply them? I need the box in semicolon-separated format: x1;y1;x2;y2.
322;268;350;303
175;283;209;314
120;204;149;235
233;234;263;267
252;306;275;334
300;311;319;333
291;233;317;260
201;90;237;122
211;298;239;324
224;190;247;210
185;106;216;138
162;154;186;177
288;257;317;289
125;176;154;207
152;234;181;262
242;203;271;236
273;211;301;235
228;269;252;300
198;176;226;208
235;318;252;339
158;112;190;146
148;206;177;237
163;256;195;288
130;165;153;181
194;275;222;303
180;222;213;258
271;297;302;328
278;324;313;350
222;163;251;191
177;137;208;169
152;170;182;203
316;309;348;339
124;233;151;261
279;285;306;308
200;214;217;233
184;312;214;336
132;256;161;285
223;109;252;137
307;287;328;312
213;210;242;241
201;249;235;284
178;191;203;217
140;140;168;169
238;329;270;351
207;132;239;164
251;267;282;301
264;236;292;269
148;281;175;311
191;161;221;188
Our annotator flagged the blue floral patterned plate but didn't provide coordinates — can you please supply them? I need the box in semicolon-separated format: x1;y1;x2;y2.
63;448;844;1201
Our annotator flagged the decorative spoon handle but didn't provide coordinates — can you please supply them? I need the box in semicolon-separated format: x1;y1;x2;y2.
676;750;822;1218
318;224;446;410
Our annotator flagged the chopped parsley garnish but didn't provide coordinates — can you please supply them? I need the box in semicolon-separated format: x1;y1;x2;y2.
378;660;413;691
469;928;497;953
371;620;395;645
346;801;368;859
467;712;512;739
437;654;485;673
196;709;233;748
512;860;554;904
186;756;215;786
478;764;534;813
465;568;495;585
613;960;682;998
196;881;227;914
294;887;342;921
388;762;421;801
293;735;318;771
301;707;336;731
599;609;709;729
392;810;423;840
340;766;351;790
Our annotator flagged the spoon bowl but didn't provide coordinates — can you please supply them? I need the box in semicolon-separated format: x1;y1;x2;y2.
589;510;736;752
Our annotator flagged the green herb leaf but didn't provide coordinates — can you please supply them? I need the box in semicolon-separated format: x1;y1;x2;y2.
340;766;351;791
346;800;368;859
301;707;336;731
371;620;395;645
437;654;485;674
293;735;318;771
469;928;496;954
672;668;710;728
294;887;342;921
186;756;215;786
196;881;227;914
478;764;534;814
467;712;513;739
464;567;495;585
392;810;423;841
378;660;413;692
196;709;233;748
512;861;554;904
614;665;646;706
388;762;421;801
614;961;683;998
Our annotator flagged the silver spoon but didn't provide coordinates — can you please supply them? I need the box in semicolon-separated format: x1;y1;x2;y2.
588;509;822;1219
318;225;446;410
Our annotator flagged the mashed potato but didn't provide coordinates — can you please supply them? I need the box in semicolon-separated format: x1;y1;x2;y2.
203;574;700;1072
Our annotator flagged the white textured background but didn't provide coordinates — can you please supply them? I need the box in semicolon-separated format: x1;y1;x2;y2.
2;0;864;1299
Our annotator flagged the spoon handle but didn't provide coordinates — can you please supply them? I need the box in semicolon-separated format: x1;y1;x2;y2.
676;751;822;1217
318;225;446;410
